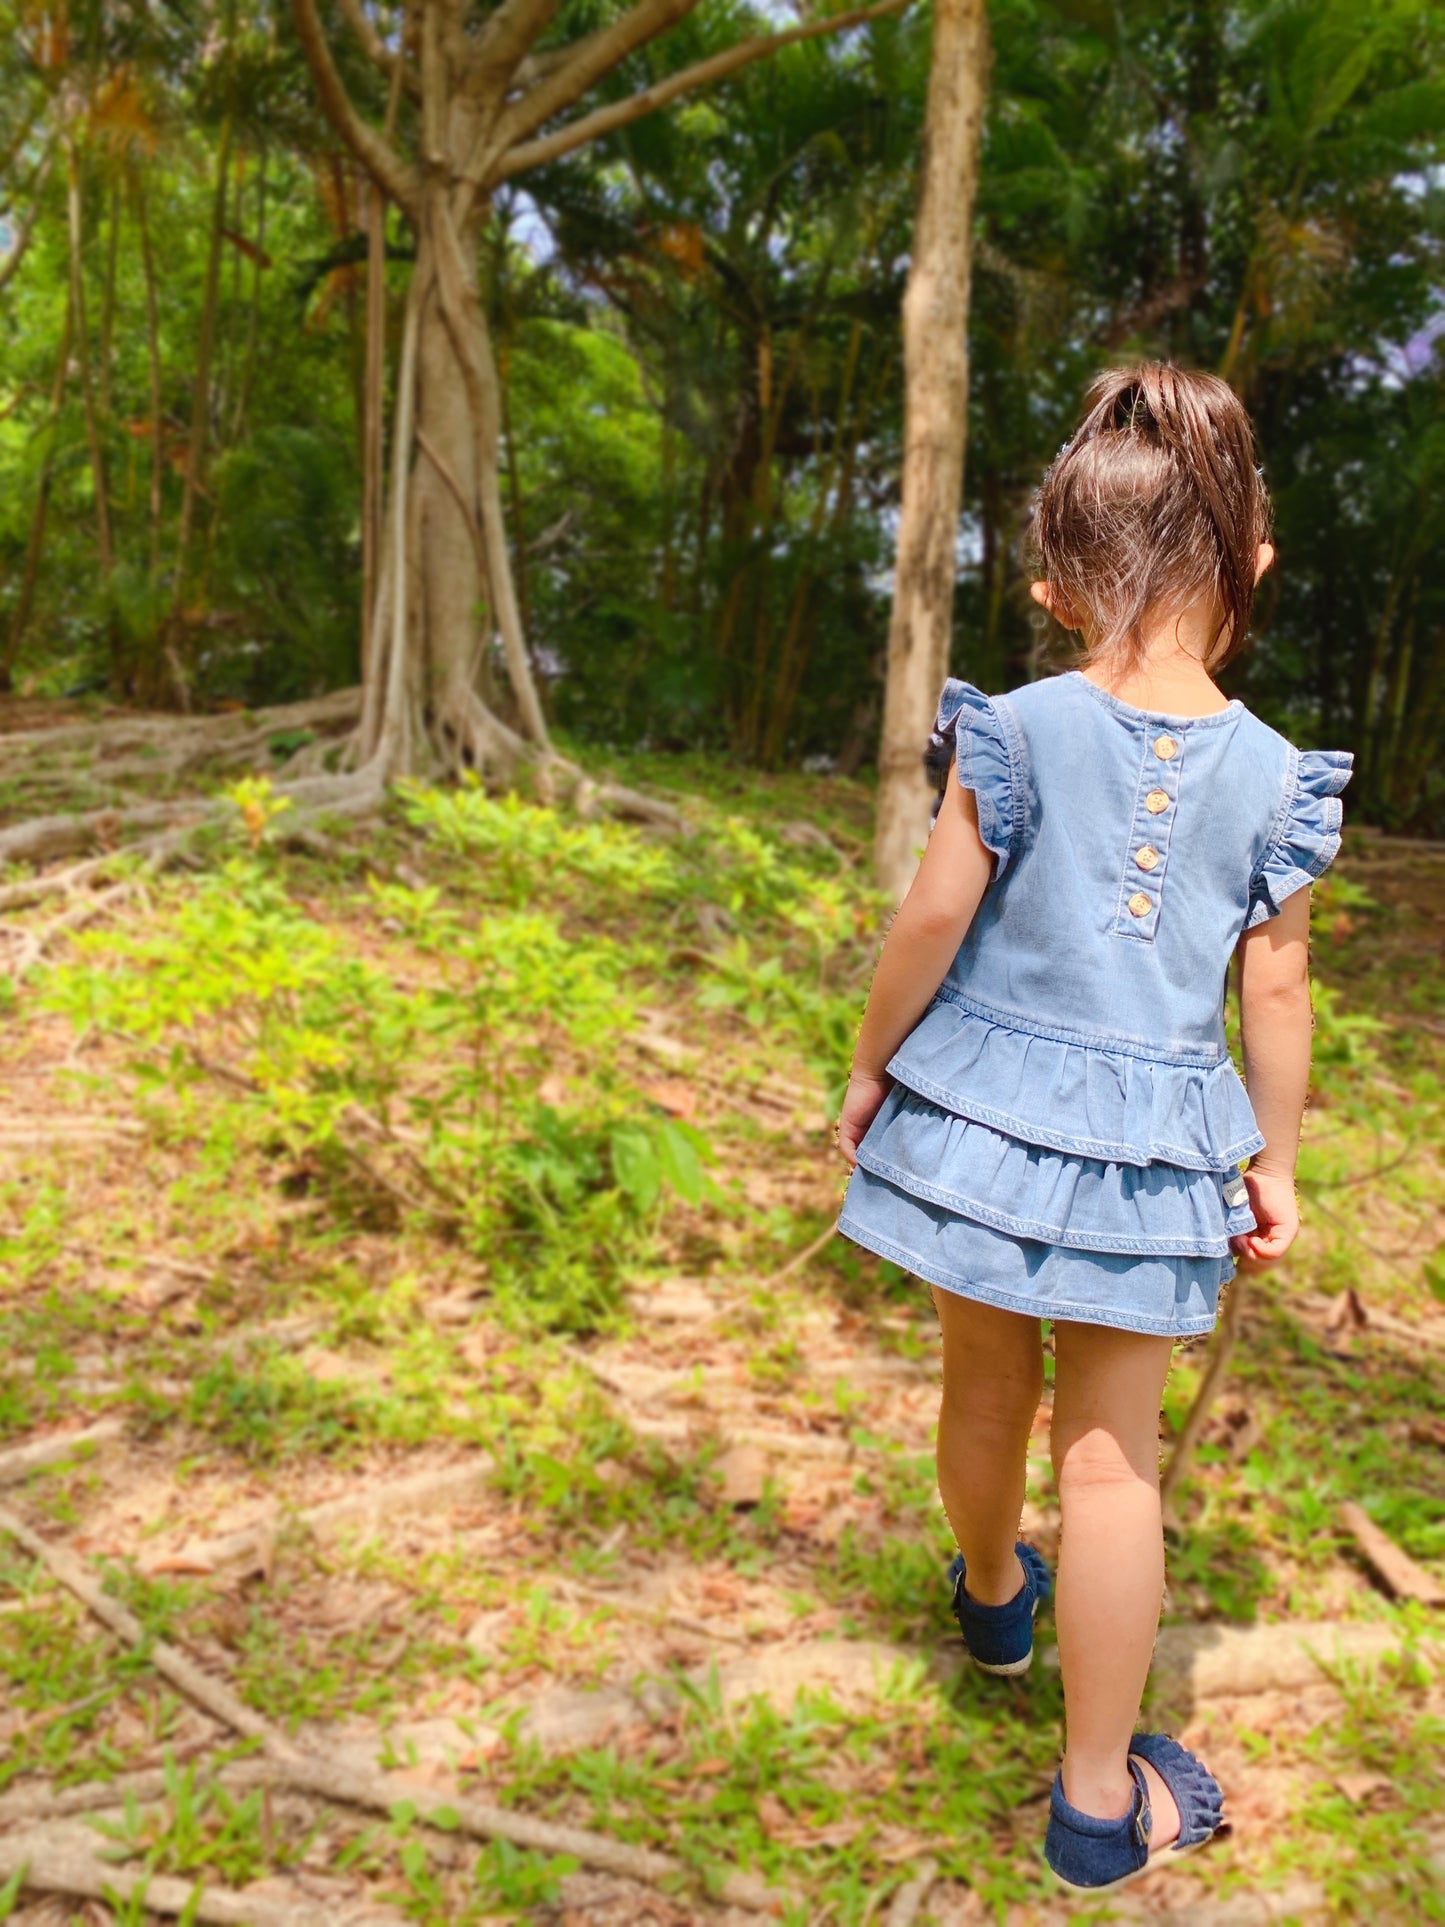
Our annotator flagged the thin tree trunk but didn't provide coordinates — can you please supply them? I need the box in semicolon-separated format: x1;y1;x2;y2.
228;145;269;446
172;110;235;621
361;174;387;684
97;176;120;423
131;167;165;578
498;334;533;647
359;48;405;687
65;139;117;656
428;194;550;751
874;0;990;900
1;306;73;688
659;410;678;612
761;318;865;764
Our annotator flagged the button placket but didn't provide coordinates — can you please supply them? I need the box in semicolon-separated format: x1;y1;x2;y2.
1111;726;1184;941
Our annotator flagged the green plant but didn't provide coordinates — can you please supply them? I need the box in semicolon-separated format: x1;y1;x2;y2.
42;811;717;1331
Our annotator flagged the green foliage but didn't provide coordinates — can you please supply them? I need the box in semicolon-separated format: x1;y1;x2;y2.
1;2;1439;808
210;425;362;698
89;1753;308;1888
38;778;888;1330
396;781;676;906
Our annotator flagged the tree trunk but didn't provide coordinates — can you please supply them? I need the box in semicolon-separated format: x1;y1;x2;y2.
498;333;533;650
97;176;120;424
874;0;990;901
229;146;269;447
285;0;904;816
172;110;235;627
348;178;548;794
360;175;387;685
65;141;115;591
1;306;72;689
131;166;165;579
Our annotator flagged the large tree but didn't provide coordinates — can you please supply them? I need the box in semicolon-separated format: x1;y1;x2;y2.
283;0;906;821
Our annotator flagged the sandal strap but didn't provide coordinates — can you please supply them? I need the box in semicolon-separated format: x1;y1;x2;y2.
1128;1732;1225;1848
951;1540;1051;1618
1016;1539;1053;1607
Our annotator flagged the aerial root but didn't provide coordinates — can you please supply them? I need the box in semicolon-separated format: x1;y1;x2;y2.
0;689;361;780
0;686;681;884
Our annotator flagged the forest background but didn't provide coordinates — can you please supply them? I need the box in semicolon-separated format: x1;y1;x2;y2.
1;0;1442;826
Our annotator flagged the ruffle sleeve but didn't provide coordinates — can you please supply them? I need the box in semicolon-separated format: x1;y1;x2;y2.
1246;748;1354;927
925;678;1022;879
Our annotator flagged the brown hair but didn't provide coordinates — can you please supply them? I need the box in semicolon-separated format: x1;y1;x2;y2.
1030;362;1273;672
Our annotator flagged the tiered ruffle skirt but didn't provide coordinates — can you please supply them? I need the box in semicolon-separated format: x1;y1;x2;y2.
837;989;1261;1338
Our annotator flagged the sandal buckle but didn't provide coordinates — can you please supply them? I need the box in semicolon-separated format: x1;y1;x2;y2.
1132;1789;1152;1850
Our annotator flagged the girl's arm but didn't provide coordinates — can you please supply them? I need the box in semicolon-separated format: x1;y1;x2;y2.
1232;886;1314;1262
838;761;995;1165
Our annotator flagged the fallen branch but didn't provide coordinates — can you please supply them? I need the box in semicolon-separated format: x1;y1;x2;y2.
5;864;159;976
553;1575;750;1647
5;1684;118;1745
0;1504;284;1749
1041;1616;1433;1699
0;1118;145;1143
0;1504;792;1908
146;1455;497;1576
0;690;360;771
759;1223;839;1290
0;1831;342;1926
0;1421;125;1488
1160;1273;1244;1517
0;1764;179;1827
0;852;118;913
885;1858;938;1927
1338;1501;1445;1605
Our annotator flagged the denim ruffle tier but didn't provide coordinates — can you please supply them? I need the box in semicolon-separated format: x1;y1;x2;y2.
839;1006;1256;1337
838;678;1351;1339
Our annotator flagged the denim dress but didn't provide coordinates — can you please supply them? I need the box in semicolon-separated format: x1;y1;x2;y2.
838;671;1353;1338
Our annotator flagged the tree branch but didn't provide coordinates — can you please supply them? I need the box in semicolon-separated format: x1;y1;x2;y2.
336;0;421;99
289;0;420;214
473;0;564;96
511;31;606;91
0;143;56;299
479;0;699;175
495;0;912;183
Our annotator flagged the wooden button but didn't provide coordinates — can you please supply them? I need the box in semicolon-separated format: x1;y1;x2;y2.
1145;789;1170;813
1127;892;1153;917
1135;845;1160;871
1154;734;1178;760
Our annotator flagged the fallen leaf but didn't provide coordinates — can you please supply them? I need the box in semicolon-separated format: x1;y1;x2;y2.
642;1079;698;1120
714;1443;769;1508
143;1554;217;1577
1333;1771;1393;1807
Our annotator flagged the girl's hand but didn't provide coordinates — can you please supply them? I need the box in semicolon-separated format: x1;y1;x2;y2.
1230;1165;1300;1264
837;1069;892;1168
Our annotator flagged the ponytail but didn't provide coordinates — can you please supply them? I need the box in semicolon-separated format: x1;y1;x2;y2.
1032;362;1272;670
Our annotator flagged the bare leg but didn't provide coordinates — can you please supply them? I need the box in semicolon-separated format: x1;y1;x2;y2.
932;1288;1044;1607
1052;1319;1181;1846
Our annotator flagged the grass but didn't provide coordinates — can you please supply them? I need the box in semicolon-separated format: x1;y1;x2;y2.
0;750;1441;1921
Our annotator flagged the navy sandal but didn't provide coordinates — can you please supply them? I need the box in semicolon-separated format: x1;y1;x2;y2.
1044;1732;1225;1893
948;1541;1052;1676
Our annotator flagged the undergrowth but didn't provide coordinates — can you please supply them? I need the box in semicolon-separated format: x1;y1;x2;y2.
0;754;1440;1923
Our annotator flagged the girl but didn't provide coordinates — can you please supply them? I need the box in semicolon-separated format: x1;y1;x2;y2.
836;364;1351;1893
